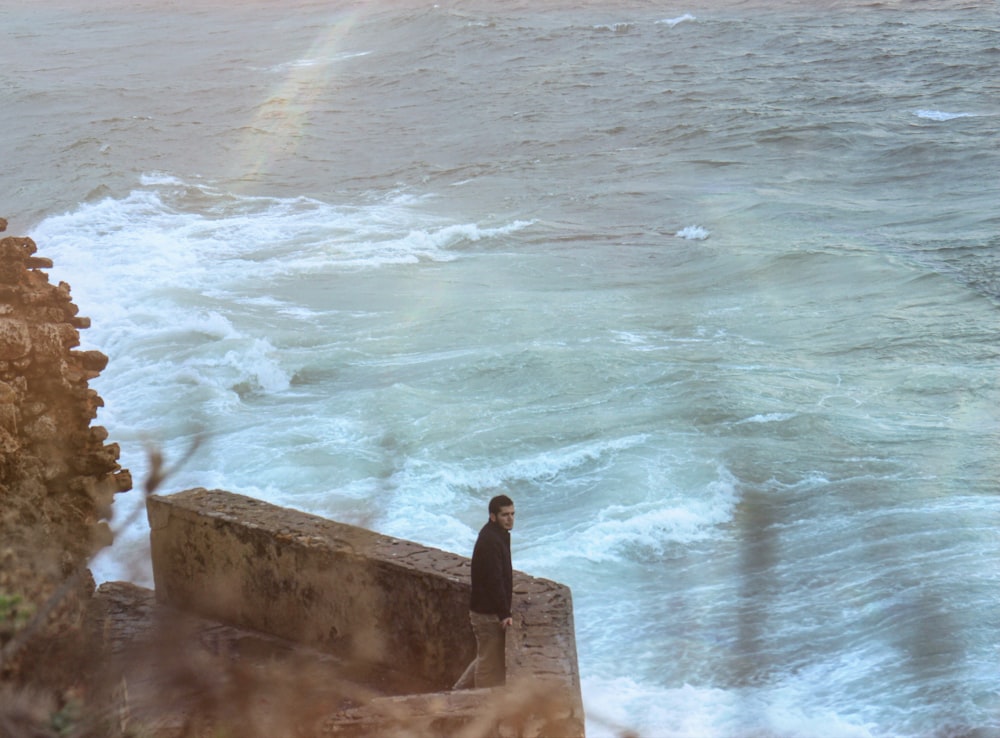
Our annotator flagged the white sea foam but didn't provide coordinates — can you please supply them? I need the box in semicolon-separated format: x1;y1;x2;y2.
610;330;652;347
735;412;797;425
373;435;651;552
571;467;739;562
452;436;647;492
676;225;710;240
38;177;528;274
139;172;185;186
355;220;531;267
583;676;878;738
497;436;645;484
914;109;974;121
657;13;696;28
31;179;533;331
267;51;372;73
592;23;631;34
584;504;715;557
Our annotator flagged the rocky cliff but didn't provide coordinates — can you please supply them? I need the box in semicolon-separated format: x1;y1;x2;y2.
0;217;132;689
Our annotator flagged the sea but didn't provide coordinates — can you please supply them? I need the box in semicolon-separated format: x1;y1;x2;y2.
3;1;999;735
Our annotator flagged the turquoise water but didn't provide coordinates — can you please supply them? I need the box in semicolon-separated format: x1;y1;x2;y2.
4;1;1000;735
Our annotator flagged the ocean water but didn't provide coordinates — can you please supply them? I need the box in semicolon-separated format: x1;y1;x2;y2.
3;1;1000;735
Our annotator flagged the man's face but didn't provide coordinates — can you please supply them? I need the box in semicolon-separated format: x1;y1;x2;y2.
491;505;515;531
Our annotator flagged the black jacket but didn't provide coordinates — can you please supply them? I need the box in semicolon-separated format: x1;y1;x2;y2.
469;520;512;621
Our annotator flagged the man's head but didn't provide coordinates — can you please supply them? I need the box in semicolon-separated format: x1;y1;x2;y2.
488;494;515;531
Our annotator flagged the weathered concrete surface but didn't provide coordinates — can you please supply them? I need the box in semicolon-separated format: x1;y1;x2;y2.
93;580;432;738
147;488;585;737
95;582;583;738
147;488;473;691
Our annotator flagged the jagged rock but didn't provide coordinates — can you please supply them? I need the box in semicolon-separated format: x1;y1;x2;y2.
0;219;132;691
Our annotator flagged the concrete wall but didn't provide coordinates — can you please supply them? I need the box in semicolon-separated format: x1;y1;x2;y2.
147;488;585;737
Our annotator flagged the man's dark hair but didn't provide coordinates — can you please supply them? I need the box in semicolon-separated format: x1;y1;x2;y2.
489;494;514;515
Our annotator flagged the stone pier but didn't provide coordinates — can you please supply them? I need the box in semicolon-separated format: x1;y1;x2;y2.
145;488;585;737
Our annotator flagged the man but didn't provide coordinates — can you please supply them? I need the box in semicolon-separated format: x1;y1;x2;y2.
453;494;515;689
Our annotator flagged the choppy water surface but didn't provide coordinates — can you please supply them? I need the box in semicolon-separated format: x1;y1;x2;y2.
3;1;1000;735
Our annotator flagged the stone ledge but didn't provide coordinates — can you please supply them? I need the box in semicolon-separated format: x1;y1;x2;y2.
146;488;585;737
93;580;429;738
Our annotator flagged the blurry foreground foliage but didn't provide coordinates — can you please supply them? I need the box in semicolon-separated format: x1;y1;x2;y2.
0;443;638;738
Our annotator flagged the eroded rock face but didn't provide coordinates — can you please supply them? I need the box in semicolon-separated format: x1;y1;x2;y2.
0;217;132;687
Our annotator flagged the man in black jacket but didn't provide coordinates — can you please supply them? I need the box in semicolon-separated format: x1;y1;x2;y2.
453;494;515;689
